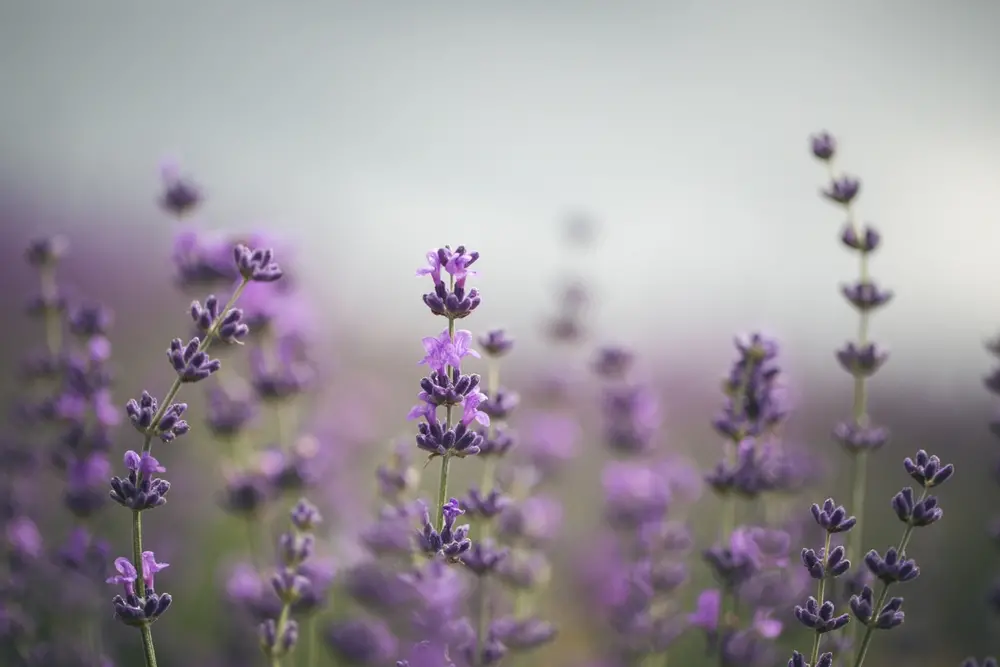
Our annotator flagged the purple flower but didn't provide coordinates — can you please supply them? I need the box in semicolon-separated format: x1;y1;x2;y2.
688;589;720;631
141;551;169;591
823;176;861;205
478;329;514;357
418;329;480;374
752;609;783;638
325;618;398;666
810;132;836;160
419;246;482;318
461;392;490;428
167;337;222;383
234;244;283;283
106;557;138;596
159;158;202;216
602;462;670;526
6;516;42;558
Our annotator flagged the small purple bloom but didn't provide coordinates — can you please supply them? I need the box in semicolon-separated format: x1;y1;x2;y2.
810;132;836;160
141;551;169;591
460;392;490;427
106;557;138;596
688;589;720;631
823;176;861;205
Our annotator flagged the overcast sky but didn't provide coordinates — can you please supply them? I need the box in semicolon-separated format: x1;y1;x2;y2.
1;0;999;393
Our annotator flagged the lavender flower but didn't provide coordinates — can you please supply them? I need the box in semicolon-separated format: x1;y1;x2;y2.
788;497;853;667
105;551;172;627
259;498;321;664
158;158;202;217
112;240;282;666
812;131;893;655
413;247;486;546
850;451;954;667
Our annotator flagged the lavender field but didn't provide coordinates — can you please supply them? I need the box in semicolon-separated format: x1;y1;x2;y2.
1;3;999;667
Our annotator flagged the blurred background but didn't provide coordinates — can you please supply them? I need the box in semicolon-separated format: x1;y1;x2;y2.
1;1;999;666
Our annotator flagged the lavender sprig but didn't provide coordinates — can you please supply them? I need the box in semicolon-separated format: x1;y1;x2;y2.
789;499;855;667
850;450;954;667
414;245;483;530
116;243;282;667
811;131;892;655
259;498;320;667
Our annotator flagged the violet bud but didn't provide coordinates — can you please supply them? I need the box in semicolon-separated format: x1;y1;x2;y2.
891;487;943;527
810;499;857;534
167;337;222;383
823;176;861;205
793;597;850;633
902;450;955;488
290;498;322;532
864;548;919;584
832;422;890;453
841;224;881;253
25;236;68;266
478;329;514;357
810;132;836;160
234;244;284;283
835;342;889;378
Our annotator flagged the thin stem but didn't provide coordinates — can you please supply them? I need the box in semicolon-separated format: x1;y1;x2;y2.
828;158;875;655
437;315;457;529
131;511;157;667
852;490;925;667
139;626;158;667
475;576;489;667
271;602;291;667
809;532;833;666
437;454;453;532
39;265;62;357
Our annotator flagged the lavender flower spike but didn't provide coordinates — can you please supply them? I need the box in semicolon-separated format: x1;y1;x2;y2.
114;241;282;667
412;246;484;533
811;131;892;656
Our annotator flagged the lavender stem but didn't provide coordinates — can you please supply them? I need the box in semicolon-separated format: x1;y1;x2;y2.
839;162;874;654
809;531;833;667
39;264;61;356
852;487;926;667
131;509;157;667
436;314;457;530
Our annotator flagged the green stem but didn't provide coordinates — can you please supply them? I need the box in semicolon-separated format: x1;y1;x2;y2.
271;602;291;667
828;157;875;656
852;490;925;667
809;532;833;666
131;511;157;667
139;626;157;667
437;454;453;532
437;315;457;529
39;265;62;356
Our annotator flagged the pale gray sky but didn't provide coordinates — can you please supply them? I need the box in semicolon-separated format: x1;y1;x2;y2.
1;0;999;392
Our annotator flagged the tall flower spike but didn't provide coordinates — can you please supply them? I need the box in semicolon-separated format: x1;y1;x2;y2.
812;131;892;657
112;240;281;664
851;451;954;667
